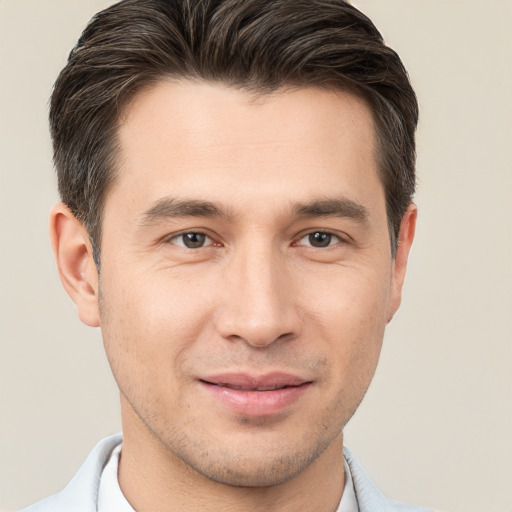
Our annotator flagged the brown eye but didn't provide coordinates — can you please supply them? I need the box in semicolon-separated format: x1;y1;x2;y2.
171;232;211;248
308;232;332;247
297;231;341;248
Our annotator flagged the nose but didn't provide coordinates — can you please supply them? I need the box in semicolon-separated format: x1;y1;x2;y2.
215;244;302;348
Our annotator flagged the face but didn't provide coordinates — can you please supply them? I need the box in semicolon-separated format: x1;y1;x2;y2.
93;82;412;486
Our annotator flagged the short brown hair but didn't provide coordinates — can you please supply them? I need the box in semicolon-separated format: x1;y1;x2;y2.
50;0;418;259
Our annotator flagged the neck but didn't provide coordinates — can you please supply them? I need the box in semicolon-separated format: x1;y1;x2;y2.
118;408;345;512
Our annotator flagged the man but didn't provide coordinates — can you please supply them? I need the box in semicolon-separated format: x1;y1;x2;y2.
21;0;432;510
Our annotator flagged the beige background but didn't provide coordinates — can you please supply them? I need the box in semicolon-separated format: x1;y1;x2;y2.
1;1;511;511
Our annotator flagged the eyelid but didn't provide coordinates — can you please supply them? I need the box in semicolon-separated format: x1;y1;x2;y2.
163;229;220;248
293;229;348;248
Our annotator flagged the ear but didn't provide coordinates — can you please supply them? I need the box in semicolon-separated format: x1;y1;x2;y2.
387;203;417;323
49;202;100;327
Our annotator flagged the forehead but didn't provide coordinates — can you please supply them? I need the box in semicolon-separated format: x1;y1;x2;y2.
118;80;376;157
110;80;381;215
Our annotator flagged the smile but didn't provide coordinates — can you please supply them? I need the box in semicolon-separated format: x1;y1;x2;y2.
207;383;297;391
199;372;313;417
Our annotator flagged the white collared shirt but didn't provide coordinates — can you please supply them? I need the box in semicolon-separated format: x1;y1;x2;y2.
97;444;134;512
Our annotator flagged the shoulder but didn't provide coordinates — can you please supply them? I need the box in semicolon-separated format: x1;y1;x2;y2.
343;447;439;512
18;434;122;512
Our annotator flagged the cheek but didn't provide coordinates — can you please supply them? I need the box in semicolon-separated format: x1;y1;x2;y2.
97;266;215;393
303;260;391;333
304;265;390;381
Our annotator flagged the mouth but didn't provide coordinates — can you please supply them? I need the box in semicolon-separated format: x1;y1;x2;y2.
202;382;301;391
198;372;313;417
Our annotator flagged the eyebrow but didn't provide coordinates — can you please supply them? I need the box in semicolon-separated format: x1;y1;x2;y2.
139;196;369;226
139;197;232;225
293;198;369;223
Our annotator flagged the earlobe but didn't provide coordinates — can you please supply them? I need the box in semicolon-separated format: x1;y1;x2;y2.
387;203;417;323
49;202;100;327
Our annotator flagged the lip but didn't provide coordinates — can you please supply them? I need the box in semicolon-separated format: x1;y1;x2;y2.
199;372;313;417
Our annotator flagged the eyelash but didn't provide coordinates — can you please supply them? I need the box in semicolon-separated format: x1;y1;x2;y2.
166;231;217;249
293;230;345;249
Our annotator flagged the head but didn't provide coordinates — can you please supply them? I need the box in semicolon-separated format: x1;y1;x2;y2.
50;0;417;262
49;0;418;494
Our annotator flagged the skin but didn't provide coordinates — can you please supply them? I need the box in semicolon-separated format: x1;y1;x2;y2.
50;82;416;512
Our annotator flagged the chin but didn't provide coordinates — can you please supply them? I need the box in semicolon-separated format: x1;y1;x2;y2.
190;453;315;488
168;430;339;488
